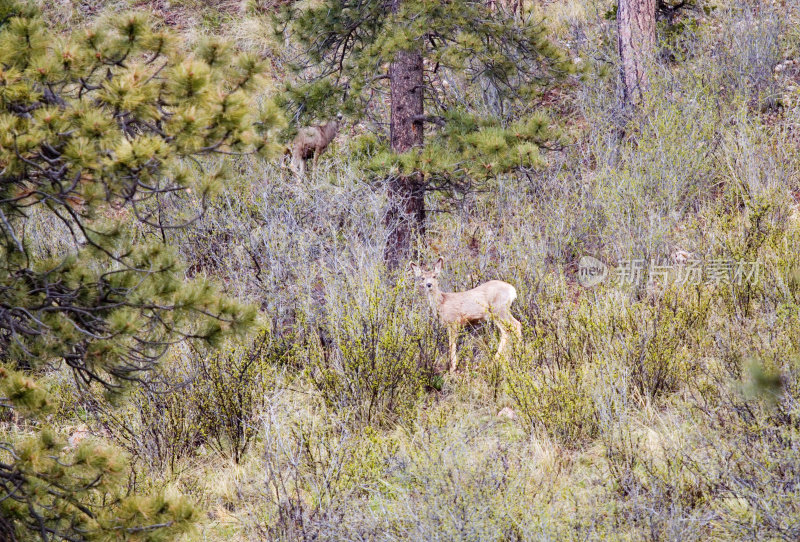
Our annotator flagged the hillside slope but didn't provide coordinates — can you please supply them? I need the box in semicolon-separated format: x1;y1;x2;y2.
12;0;800;539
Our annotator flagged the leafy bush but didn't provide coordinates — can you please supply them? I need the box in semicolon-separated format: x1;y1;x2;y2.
505;340;599;448
195;331;282;463
609;291;710;401
101;333;283;470
97;355;205;473
701;364;800;540
305;277;437;426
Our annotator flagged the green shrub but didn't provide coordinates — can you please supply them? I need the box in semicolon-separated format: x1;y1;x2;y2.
260;401;396;540
505;340;599;448
99;358;205;473
100;332;283;470
305;277;436;426
604;289;710;401
195;331;282;463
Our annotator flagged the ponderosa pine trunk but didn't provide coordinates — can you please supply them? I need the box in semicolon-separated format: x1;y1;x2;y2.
384;0;425;269
617;0;656;107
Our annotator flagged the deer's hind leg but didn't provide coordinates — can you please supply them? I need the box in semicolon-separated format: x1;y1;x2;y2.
494;321;510;360
494;313;522;360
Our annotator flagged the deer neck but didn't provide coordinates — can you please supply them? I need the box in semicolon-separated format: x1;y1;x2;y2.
322;120;339;141
425;286;445;315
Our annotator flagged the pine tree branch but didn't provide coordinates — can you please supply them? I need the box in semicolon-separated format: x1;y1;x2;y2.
0;207;24;253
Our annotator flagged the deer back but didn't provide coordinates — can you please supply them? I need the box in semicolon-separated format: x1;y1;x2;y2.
437;280;516;325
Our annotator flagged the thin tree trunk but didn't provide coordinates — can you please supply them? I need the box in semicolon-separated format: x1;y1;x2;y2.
617;0;656;107
384;1;425;269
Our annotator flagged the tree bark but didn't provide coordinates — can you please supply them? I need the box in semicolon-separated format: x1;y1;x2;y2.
617;0;656;107
383;0;425;269
384;50;425;268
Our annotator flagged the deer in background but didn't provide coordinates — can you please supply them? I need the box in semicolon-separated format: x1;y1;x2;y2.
409;257;522;373
487;0;521;19
289;113;343;177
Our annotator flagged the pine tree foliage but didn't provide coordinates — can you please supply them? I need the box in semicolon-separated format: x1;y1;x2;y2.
0;2;282;540
366;110;565;182
275;0;576;182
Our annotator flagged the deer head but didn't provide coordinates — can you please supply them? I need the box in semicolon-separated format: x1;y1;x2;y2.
322;112;343;140
409;257;443;294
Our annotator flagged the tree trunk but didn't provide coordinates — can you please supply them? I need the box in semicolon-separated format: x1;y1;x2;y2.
383;2;425;269
617;0;656;107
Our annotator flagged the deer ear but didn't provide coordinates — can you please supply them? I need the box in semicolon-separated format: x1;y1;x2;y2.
433;257;443;276
408;262;421;277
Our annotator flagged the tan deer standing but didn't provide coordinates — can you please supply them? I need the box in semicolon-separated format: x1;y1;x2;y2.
487;0;521;19
289;113;342;177
409;258;522;373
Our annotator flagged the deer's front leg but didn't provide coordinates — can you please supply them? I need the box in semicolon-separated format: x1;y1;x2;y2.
510;316;522;340
448;325;459;373
289;149;302;177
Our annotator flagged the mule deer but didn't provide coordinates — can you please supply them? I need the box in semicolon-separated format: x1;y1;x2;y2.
409;257;522;373
487;0;521;18
289;113;342;177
